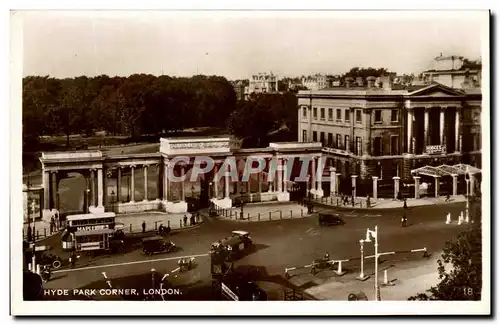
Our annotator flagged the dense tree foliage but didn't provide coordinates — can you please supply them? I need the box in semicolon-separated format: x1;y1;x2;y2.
408;226;482;300
226;92;298;147
22;74;237;150
342;67;391;80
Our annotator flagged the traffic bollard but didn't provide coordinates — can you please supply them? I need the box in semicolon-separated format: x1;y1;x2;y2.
248;213;250;220
269;212;272;220
155;221;158;230
44;228;46;237
258;213;260;221
290;210;292;218
280;211;282;219
130;224;132;232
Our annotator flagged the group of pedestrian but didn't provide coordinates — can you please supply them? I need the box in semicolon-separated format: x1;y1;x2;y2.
340;193;355;207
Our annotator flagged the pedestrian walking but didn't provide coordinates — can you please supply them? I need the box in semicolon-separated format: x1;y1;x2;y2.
70;249;77;268
403;198;408;210
366;195;371;208
445;194;451;202
142;221;146;233
183;215;188;227
27;225;32;243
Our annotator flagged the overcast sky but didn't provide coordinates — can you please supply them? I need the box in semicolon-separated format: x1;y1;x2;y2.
18;10;487;79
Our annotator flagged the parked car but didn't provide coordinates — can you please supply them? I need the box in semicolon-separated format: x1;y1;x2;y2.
318;212;344;227
24;244;63;269
210;230;254;260
141;236;176;255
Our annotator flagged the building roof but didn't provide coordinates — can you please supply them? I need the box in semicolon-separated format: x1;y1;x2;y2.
411;164;481;177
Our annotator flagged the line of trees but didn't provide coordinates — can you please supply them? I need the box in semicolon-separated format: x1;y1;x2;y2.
22;74;238;149
22;74;300;152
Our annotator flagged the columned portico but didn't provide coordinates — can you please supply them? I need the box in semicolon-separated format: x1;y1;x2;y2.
130;165;135;203
143;165;148;201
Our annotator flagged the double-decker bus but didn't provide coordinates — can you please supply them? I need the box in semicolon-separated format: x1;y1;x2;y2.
61;213;124;252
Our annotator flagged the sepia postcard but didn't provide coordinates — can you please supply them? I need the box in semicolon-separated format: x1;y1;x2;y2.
10;9;491;316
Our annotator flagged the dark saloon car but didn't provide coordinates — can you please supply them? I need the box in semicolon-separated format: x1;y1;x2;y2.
318;212;345;227
210;230;254;260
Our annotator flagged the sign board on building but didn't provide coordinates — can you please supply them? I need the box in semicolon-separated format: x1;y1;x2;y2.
76;225;109;232
426;145;446;155
221;283;239;301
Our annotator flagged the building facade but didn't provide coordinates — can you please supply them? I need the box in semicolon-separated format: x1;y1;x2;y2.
245;72;278;99
422;54;482;89
302;74;331;90
297;76;482;189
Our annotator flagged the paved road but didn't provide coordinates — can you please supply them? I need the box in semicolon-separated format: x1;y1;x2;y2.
41;201;476;300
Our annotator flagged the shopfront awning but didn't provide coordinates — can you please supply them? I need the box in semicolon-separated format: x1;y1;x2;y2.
411;164;481;178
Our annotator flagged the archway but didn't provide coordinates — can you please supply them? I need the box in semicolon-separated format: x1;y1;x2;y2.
57;171;89;215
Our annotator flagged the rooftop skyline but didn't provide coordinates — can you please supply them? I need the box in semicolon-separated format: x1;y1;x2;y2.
17;10;487;79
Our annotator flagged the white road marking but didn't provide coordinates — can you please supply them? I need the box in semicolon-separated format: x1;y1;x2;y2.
53;253;209;274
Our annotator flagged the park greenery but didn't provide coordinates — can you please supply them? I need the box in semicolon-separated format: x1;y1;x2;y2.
408;226;482;300
22;66;399;167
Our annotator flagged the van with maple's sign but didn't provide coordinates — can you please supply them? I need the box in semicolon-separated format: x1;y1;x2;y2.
61;213;125;253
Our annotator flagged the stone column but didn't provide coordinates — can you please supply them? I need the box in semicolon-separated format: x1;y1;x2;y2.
117;167;122;203
451;174;458;196
455;108;460;152
102;168;108;206
277;159;283;193
316;156;323;194
258;172;262;194
224;171;230;199
90;169;96;207
330;167;336;196
43;170;50;211
181;165;186;201
407;108;414;153
393;176;400;199
156;164;161;200
351;175;358;199
311;157;317;191
414;176;421;199
434;176;440;198
130;166;135;203
143;165;148;201
372;176;378;199
470;174;475;197
51;172;58;210
283;159;289;193
163;161;169;201
336;173;341;195
97;168;104;208
440;107;445;146
213;164;219;199
423;108;429;151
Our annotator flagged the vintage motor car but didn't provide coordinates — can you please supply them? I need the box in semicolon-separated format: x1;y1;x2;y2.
24;244;63;269
318;212;345;227
141;236;176;255
210;230;254;260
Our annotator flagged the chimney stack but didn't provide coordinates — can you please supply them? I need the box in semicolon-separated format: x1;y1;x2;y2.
356;77;364;87
381;75;392;90
345;77;354;88
366;76;376;88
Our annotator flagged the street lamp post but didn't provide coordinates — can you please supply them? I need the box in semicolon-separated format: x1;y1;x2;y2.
365;225;380;301
465;177;470;222
31;200;36;270
239;191;245;220
356;239;370;281
86;189;91;214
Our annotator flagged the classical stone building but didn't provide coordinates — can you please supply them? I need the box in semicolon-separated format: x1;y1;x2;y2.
297;75;482;193
422;54;482;89
245;72;278;99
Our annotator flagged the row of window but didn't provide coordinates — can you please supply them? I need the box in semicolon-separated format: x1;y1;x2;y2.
302;107;399;123
303;130;400;156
